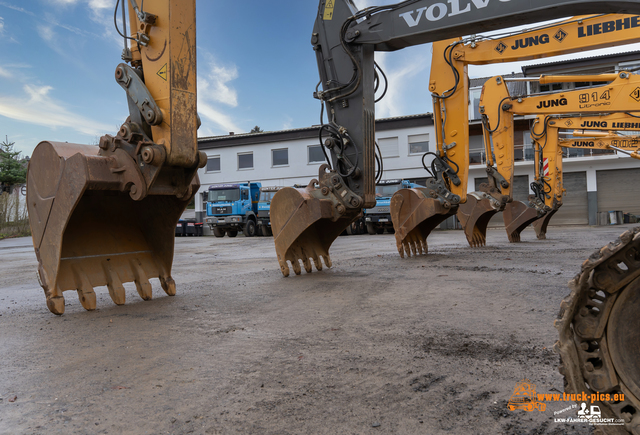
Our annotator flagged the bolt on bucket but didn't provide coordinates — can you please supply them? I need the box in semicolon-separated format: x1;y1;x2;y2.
27;141;198;314
502;200;542;243
390;188;457;258
270;182;358;277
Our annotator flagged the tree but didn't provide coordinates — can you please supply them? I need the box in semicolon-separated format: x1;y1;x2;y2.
250;126;263;134
0;137;27;188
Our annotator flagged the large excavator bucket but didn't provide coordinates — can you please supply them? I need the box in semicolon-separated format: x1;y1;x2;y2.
27;141;198;315
456;194;500;247
502;200;541;243
531;208;559;240
390;188;457;258
271;182;357;277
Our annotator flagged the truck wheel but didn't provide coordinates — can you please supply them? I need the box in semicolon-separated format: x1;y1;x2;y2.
256;225;264;237
263;226;273;236
244;220;256;237
346;224;354;235
376;228;384;234
227;230;238;237
386;227;395;234
366;223;377;235
213;227;226;238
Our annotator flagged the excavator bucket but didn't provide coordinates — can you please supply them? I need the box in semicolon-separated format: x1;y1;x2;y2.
456;195;500;247
502;200;541;243
271;184;357;277
27;141;198;315
390;188;457;258
531;208;559;240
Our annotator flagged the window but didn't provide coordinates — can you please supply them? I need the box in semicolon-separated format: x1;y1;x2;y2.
408;134;429;154
469;87;482;120
308;145;325;164
539;83;563;93
513;129;525;162
208;188;240;202
206;155;220;172
378;136;399;158
272;148;288;167
468;135;485;165
238;152;253;170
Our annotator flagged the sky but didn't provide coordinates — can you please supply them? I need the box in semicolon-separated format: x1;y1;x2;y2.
1;1;640;157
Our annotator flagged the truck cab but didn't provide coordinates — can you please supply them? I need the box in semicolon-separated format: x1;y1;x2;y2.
257;186;282;236
365;179;417;235
205;182;261;237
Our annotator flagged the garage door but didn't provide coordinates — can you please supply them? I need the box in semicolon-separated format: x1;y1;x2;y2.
596;168;640;215
551;172;588;225
474;175;530;228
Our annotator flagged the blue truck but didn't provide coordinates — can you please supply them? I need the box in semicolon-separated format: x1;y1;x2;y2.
256;186;282;236
205;182;261;237
365;179;420;235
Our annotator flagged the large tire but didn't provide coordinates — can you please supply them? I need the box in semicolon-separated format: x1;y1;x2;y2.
227;230;238;237
244;220;256;237
213;227;225;238
366;222;377;235
386;227;395;234
346;224;354;235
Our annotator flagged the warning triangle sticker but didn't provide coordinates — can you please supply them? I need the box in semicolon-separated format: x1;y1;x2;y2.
157;64;167;81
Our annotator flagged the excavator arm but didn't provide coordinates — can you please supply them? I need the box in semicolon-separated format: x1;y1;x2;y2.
528;112;640;238
27;0;205;314
479;72;640;241
272;0;640;273
429;13;640;247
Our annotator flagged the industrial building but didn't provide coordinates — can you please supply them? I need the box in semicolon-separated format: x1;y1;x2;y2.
197;51;640;230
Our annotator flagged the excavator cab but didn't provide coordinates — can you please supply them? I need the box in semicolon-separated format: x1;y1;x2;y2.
27;0;204;314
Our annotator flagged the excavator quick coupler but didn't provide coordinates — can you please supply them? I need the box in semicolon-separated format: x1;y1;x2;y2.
390;180;458;258
27;140;200;315
271;165;362;277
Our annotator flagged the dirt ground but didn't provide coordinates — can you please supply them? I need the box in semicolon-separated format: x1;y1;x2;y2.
1;225;636;435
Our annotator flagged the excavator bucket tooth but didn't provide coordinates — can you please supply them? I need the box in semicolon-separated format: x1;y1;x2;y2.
531;208;559;240
27;141;197;315
502;200;541;243
457;195;500;248
390;188;456;258
271;186;353;277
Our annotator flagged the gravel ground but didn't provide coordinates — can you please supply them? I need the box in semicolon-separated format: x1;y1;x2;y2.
1;225;636;435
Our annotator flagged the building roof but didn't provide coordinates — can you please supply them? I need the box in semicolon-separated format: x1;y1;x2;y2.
198;113;433;150
522;50;640;76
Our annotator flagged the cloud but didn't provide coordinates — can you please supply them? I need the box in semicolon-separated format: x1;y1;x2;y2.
0;1;35;16
282;115;294;130
0;16;4;33
0;66;11;78
198;57;239;108
198;102;243;135
197;53;245;135
37;24;55;41
0;84;114;136
374;48;432;117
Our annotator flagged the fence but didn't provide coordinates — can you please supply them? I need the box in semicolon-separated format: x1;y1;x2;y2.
0;184;29;238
